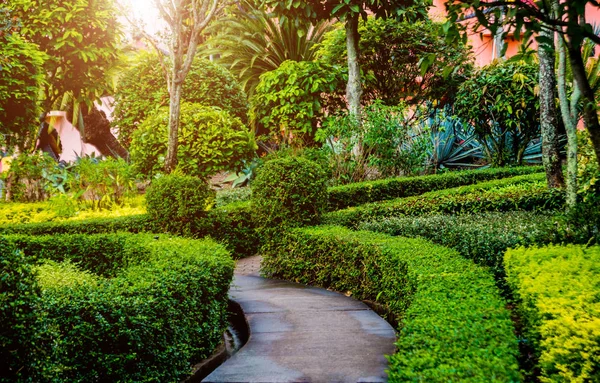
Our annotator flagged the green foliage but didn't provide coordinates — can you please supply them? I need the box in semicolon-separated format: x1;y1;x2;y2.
316;18;473;106
261;226;520;382
7;0;122;110
2;234;234;382
578;130;600;201
505;245;600;383
146;175;215;235
0;238;41;382
112;52;249;148
67;157;137;209
0;30;46;151
250;60;345;147
130;102;256;178
324;173;564;228
216;187;252;207
204;0;333;95
327;165;543;210
252;157;328;228
1;152;56;202
360;211;558;274
454;60;540;166
319;101;429;182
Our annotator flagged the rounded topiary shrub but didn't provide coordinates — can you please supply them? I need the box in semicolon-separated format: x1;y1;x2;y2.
145;175;215;234
130;102;257;178
252;157;328;228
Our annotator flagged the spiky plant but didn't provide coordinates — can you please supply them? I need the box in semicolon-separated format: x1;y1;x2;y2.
203;1;333;95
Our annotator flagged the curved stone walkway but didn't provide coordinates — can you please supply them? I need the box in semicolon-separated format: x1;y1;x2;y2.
202;256;396;383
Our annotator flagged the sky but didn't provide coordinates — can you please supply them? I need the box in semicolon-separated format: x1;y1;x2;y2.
120;0;164;36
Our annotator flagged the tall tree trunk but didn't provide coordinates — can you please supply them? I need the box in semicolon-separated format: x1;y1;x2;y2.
557;36;580;208
538;25;565;188
165;80;183;173
345;13;362;117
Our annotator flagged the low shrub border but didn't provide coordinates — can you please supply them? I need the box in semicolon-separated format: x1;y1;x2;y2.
0;202;258;259
1;233;235;382
359;211;559;273
261;226;521;382
505;245;600;383
324;173;564;228
327;165;543;210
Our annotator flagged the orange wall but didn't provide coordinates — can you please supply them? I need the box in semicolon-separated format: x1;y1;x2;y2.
430;1;600;67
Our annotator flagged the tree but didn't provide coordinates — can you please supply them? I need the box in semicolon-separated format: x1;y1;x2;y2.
148;0;222;173
204;0;333;95
0;9;46;151
261;0;428;117
7;0;122;114
445;0;600;167
315;18;473;107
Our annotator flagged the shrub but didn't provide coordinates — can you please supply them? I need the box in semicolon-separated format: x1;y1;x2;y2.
130;103;256;178
67;156;137;209
1;152;56;202
112;52;249;148
325;172;563;228
505;245;600;383
250;60;345;147
0;238;41;382
215;187;252;207
360;211;558;275
146;175;215;235
327;165;544;210
261;226;520;382
454;60;540;166
3;234;234;382
252;157;328;228
319;101;429;182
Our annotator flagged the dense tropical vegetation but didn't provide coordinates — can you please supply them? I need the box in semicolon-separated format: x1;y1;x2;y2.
1;0;599;381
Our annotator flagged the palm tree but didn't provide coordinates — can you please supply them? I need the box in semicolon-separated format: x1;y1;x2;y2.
203;1;332;95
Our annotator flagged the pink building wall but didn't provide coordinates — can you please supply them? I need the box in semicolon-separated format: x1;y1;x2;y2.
430;1;600;67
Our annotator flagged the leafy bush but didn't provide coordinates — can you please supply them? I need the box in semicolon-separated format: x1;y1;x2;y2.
360;211;558;274
454;60;540;166
325;173;563;228
146;175;215;235
112;52;249;147
215;187;252;206
316;18;472;106
328;165;544;210
130;102;256;178
319;101;429;182
67;156;137;209
252;157;328;228
1;152;57;202
261;226;520;382
0;238;41;382
505;245;600;383
250;60;345;147
2;234;234;382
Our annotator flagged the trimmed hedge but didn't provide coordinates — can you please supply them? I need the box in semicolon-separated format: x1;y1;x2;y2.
324;173;564;228
0;202;258;259
505;245;600;383
1;234;234;382
360;211;558;273
327;165;543;210
261;226;521;382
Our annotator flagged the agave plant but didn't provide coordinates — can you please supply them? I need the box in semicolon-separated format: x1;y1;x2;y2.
203;1;333;95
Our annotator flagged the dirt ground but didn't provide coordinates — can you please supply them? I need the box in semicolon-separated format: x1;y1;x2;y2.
235;255;262;276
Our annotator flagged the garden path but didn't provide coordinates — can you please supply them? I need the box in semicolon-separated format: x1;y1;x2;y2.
202;256;396;383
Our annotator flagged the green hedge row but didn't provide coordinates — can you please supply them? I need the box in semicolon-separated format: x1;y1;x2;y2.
261;226;521;382
505;245;600;383
360;211;558;274
327;166;543;210
0;234;234;382
324;173;564;228
0;202;258;259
